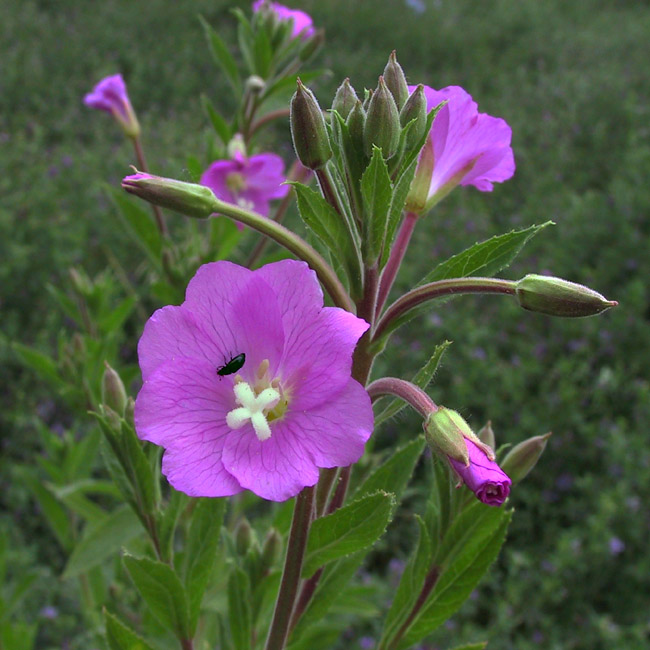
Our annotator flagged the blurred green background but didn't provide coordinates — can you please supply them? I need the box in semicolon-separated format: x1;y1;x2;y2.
2;0;649;648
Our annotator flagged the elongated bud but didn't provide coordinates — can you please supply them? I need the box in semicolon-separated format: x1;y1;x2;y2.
235;518;253;556
477;421;496;451
363;76;400;159
290;79;332;170
424;408;471;465
124;397;136;426
69;267;92;297
346;100;366;149
383;51;409;109
501;433;552;483
515;274;617;317
122;171;218;218
299;28;325;61
102;362;127;416
400;84;427;149
332;78;358;120
405;133;434;214
261;528;282;572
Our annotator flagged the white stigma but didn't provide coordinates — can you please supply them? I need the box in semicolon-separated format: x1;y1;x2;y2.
226;381;281;442
236;197;255;211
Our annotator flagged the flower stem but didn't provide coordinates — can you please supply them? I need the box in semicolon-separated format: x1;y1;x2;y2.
315;166;346;219
246;161;310;269
373;277;518;343
212;199;354;312
366;377;438;419
249;108;291;138
375;211;418;318
264;486;315;650
132;136;168;236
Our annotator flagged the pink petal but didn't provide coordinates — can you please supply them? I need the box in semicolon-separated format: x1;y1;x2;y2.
135;357;241;497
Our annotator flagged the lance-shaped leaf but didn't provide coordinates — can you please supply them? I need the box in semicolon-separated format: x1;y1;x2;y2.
202;95;231;146
361;146;393;263
228;565;252;650
302;491;395;579
199;15;241;94
123;554;191;641
104;609;155;650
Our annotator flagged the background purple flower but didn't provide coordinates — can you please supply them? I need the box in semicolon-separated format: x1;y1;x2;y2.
200;151;290;220
84;74;139;137
135;260;373;502
410;84;514;207
449;438;511;506
252;1;315;39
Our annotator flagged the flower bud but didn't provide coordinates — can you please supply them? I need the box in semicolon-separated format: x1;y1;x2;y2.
501;433;552;484
424;407;472;465
383;51;409;110
290;79;332;170
124;397;136;426
363;76;400;159
299;28;324;61
400;84;427;149
235;518;254;556
477;421;496;451
332;78;359;120
122;172;218;218
346;100;366;151
261;528;282;573
102;362;128;416
515;274;617;317
405;136;434;214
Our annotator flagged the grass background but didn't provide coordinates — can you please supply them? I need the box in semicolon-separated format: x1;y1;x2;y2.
2;0;649;648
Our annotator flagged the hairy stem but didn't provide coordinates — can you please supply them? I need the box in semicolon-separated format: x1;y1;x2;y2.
366;377;438;418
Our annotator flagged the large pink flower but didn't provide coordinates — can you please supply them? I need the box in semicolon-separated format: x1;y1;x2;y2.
84;74;139;137
135;260;373;501
200;152;290;219
410;84;515;209
252;1;315;40
448;438;511;506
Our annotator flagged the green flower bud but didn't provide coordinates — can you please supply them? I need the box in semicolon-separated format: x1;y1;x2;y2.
122;172;218;219
235;518;254;556
299;28;325;62
383;50;409;109
501;433;552;483
346;100;366;148
400;84;427;149
261;528;282;573
477;421;496;451
332;78;359;120
363;76;400;159
102;362;127;416
290;79;332;170
515;274;617;317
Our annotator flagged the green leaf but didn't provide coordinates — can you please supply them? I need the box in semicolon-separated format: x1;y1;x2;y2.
233;8;255;74
202;95;231;146
398;505;512;648
253;24;272;77
291;182;361;290
104;609;155;650
46;283;81;323
354;436;425;502
227;565;252;650
448;643;488;650
361;147;393;263
106;187;162;268
158;487;189;565
11;342;62;388
2;570;39;622
418;222;553;286
184;498;227;632
302;491;395;579
123;554;191;640
374;341;452;427
63;505;143;579
261;70;326;104
98;296;136;333
381;515;432;643
199;15;241;94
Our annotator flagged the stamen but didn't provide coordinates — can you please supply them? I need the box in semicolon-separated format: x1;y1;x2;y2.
226;381;281;442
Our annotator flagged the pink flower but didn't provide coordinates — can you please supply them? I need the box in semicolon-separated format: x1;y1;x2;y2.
200;152;290;220
448;438;511;506
409;84;514;210
252;1;315;40
84;74;140;137
134;260;373;502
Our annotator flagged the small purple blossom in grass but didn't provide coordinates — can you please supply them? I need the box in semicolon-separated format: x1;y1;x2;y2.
448;438;511;506
608;536;625;555
84;74;140;137
135;259;373;502
200;152;290;223
409;84;514;209
253;0;315;39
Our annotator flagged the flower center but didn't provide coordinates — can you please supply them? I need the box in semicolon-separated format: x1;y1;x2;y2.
225;360;289;441
226;171;247;194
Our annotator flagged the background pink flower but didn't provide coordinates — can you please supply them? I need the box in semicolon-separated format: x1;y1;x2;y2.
200;151;290;219
252;1;315;39
449;438;511;506
135;260;373;502
84;74;139;136
410;84;515;207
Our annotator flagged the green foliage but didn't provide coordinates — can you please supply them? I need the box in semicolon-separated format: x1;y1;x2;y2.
104;609;155;650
